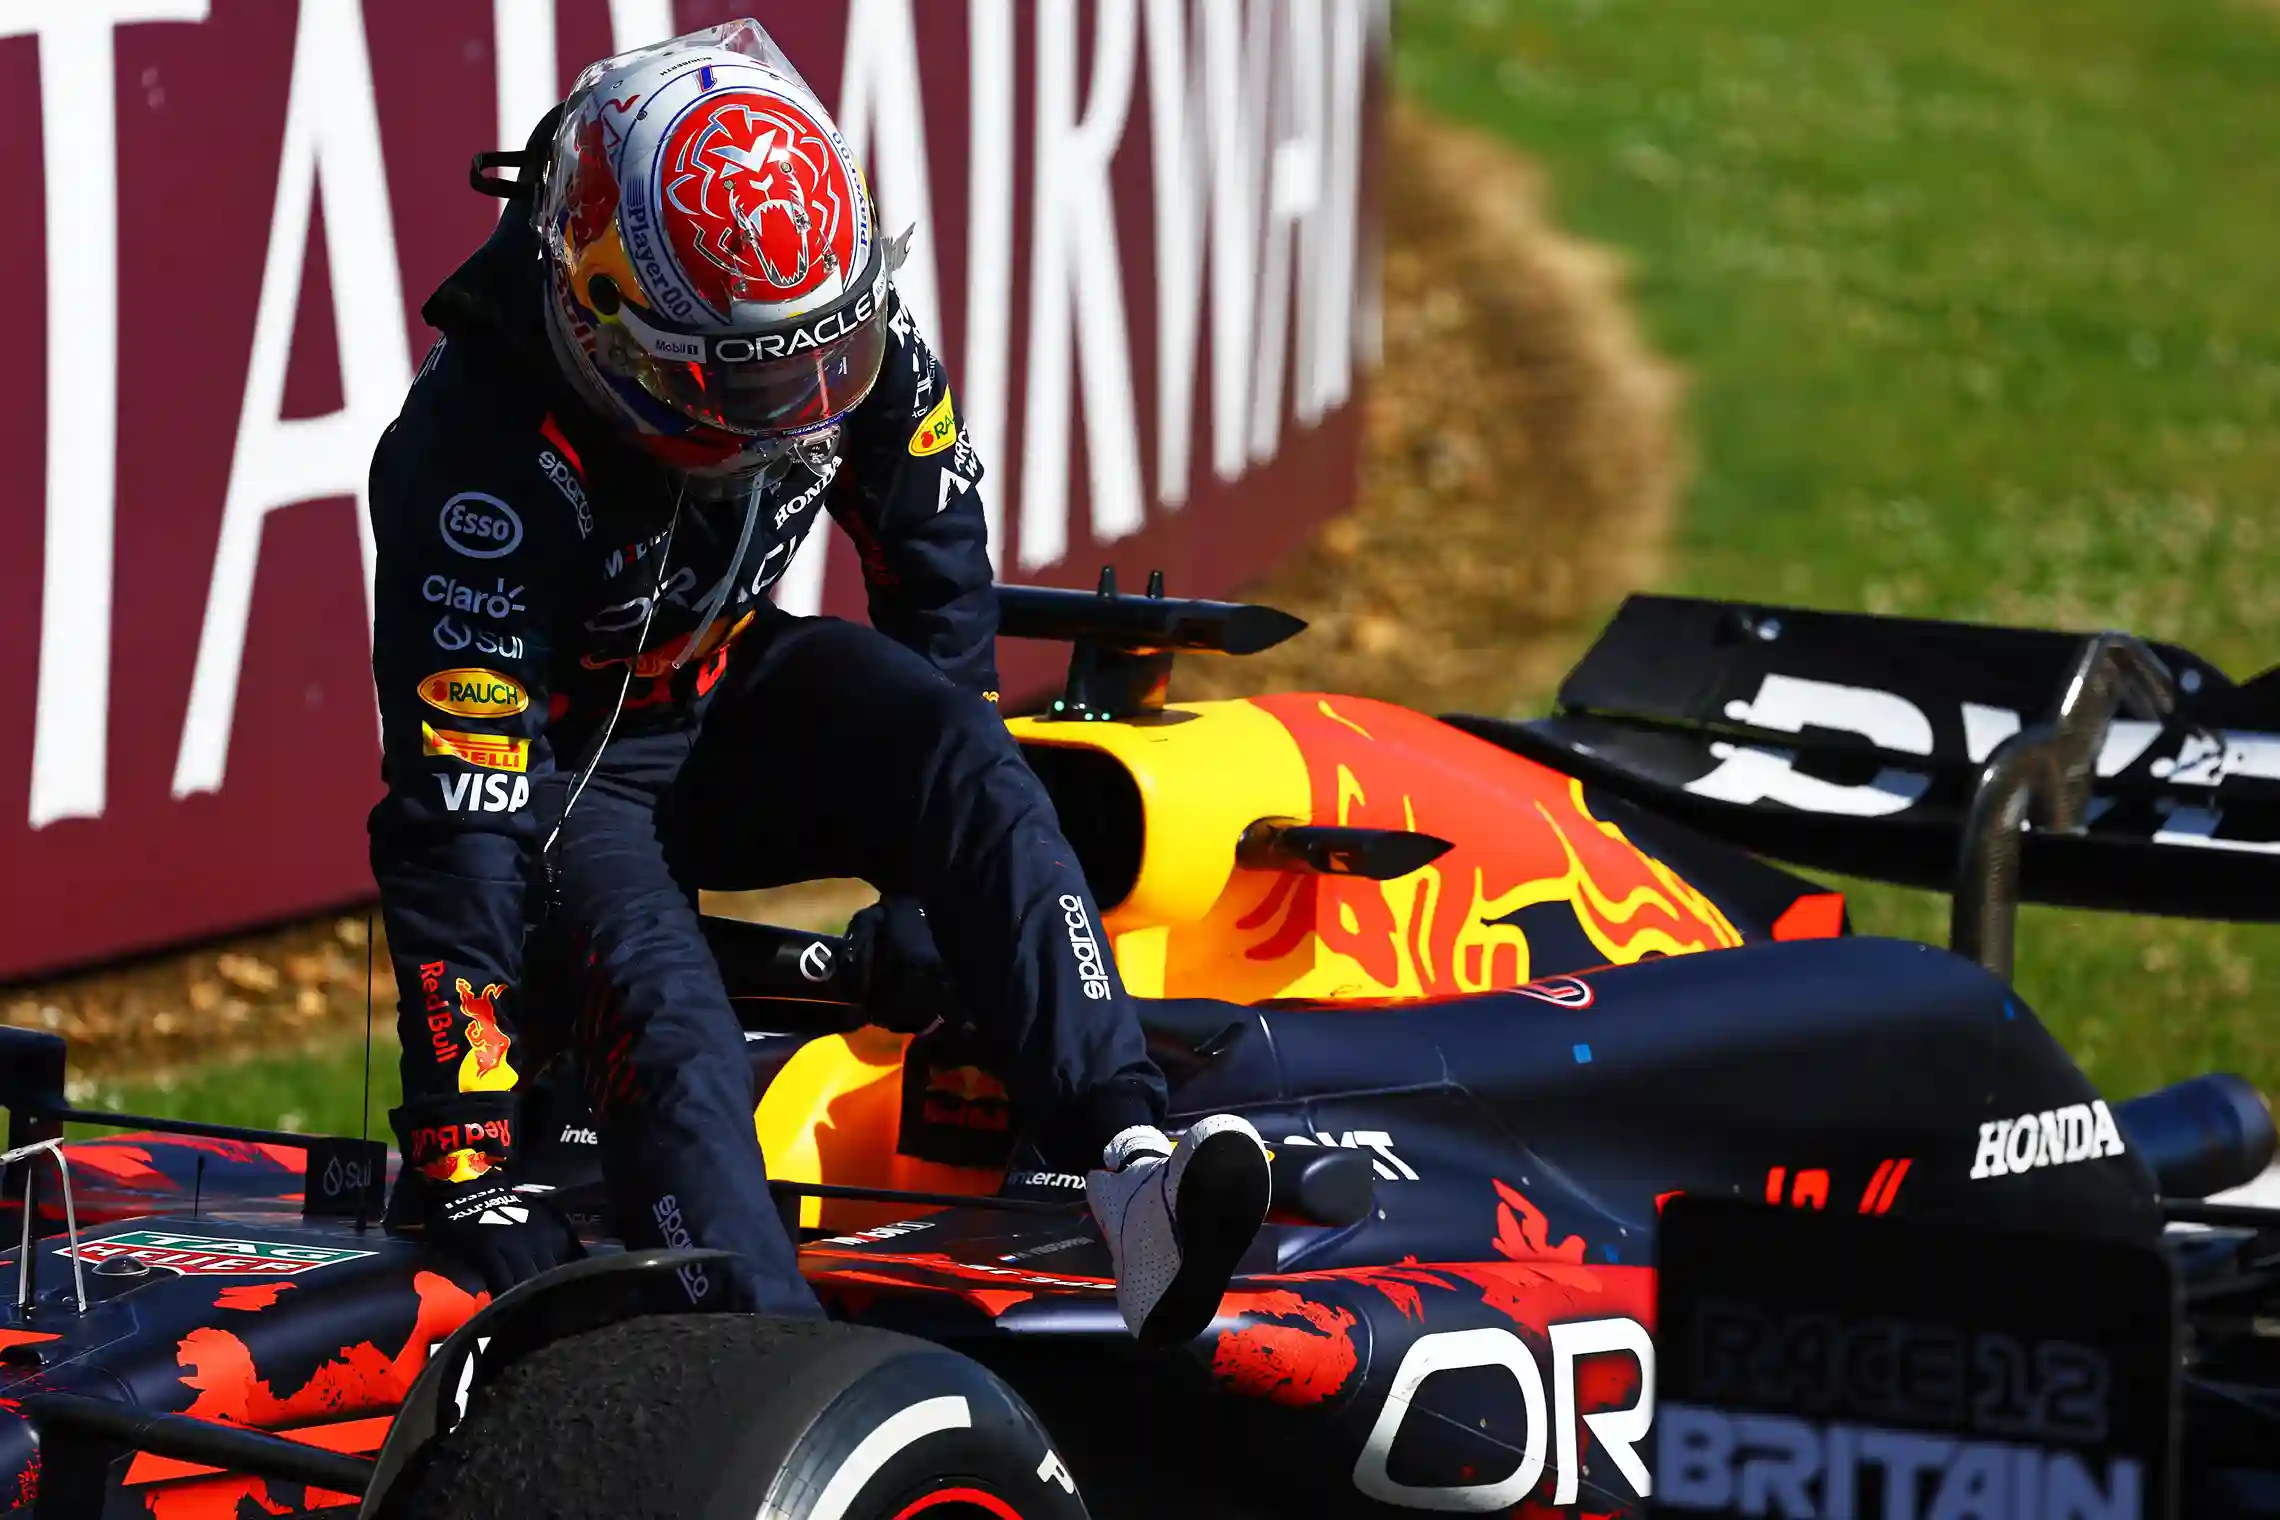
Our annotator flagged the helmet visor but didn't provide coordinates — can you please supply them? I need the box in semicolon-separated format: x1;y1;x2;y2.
629;308;886;437
599;242;892;439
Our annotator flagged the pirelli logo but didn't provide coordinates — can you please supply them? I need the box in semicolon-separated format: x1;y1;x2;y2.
422;724;529;773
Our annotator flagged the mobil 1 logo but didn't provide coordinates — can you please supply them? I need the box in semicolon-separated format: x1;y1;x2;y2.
1652;1198;2176;1520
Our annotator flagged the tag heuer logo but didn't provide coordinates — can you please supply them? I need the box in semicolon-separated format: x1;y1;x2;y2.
59;1230;375;1277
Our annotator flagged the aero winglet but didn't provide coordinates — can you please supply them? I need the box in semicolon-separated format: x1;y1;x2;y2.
1237;819;1455;880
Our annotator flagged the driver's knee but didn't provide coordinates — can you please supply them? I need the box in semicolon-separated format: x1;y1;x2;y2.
889;682;1045;825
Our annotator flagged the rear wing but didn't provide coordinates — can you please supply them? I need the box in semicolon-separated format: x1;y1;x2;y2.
1450;595;2280;946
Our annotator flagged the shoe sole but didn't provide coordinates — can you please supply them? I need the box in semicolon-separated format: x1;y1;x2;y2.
1137;1130;1271;1348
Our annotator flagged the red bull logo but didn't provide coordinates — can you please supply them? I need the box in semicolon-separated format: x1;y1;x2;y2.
924;1065;1011;1103
1181;695;1745;1000
417;1148;498;1185
407;1115;513;1185
456;979;518;1093
919;1064;1012;1133
581;610;754;681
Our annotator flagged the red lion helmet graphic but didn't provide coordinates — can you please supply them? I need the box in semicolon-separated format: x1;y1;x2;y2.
661;91;855;314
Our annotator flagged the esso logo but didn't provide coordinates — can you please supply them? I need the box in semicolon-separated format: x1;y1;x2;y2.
439;493;524;559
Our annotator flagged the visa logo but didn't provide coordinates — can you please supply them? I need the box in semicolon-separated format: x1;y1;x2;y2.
437;772;531;813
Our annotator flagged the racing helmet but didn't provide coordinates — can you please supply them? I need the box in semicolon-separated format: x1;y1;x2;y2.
535;20;892;471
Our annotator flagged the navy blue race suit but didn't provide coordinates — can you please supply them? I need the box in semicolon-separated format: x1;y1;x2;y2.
367;206;1166;1314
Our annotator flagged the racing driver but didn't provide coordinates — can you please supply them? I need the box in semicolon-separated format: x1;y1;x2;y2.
365;20;1268;1344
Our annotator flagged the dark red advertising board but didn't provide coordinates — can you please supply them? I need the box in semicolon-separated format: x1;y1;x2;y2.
0;0;1383;980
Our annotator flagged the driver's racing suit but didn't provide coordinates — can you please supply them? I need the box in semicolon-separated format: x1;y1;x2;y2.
368;207;1166;1313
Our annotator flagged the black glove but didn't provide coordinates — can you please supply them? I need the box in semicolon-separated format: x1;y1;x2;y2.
846;896;963;1034
419;1172;586;1294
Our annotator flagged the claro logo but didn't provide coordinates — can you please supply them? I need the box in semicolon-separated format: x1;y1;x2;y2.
1059;894;1112;1001
417;669;527;718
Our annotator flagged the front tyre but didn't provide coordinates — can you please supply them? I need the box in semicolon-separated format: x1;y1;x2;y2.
376;1315;1089;1520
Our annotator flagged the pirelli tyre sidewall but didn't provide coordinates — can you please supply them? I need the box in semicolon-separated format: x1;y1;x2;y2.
745;1345;1091;1520
374;1314;1088;1520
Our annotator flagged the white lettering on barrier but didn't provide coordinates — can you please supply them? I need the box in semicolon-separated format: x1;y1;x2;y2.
606;0;674;50
17;1;1390;836
1247;0;1322;465
1144;0;1266;503
1147;0;1376;508
838;0;940;339
1019;0;1146;569
1304;0;1370;426
171;0;411;798
491;0;556;176
769;0;942;623
964;0;1016;566
13;0;213;830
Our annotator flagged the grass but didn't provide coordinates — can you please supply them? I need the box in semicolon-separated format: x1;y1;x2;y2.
1400;0;2280;1096
65;1036;402;1140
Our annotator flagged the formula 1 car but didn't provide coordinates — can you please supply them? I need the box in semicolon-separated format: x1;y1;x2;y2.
0;581;2275;1519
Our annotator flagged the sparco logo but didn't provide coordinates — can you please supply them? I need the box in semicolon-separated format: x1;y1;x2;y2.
651;1193;709;1304
1969;1099;2126;1180
438;493;523;559
1059;893;1112;1001
536;448;592;538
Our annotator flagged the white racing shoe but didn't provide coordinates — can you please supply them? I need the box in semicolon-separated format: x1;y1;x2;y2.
1087;1114;1272;1346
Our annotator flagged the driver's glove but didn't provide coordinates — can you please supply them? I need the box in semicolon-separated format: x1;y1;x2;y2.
418;1169;585;1294
846;896;963;1034
388;1095;585;1294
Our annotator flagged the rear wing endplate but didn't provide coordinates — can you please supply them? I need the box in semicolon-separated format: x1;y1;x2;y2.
1451;595;2280;942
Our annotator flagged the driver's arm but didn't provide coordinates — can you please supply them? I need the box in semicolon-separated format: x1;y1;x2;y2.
826;290;1000;703
366;395;560;1190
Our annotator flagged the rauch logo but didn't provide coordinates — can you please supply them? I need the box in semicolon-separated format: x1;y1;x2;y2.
417;669;528;719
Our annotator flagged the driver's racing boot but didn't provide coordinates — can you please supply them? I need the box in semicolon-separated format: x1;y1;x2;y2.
1087;1115;1271;1346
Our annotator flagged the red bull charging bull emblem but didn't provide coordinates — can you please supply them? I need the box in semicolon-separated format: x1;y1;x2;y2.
456;979;517;1093
919;1064;1011;1134
1163;695;1746;1001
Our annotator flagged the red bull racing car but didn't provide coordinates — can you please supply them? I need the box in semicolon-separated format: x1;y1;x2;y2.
1;582;2275;1518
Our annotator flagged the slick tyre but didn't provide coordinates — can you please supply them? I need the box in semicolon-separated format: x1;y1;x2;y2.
377;1314;1090;1520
